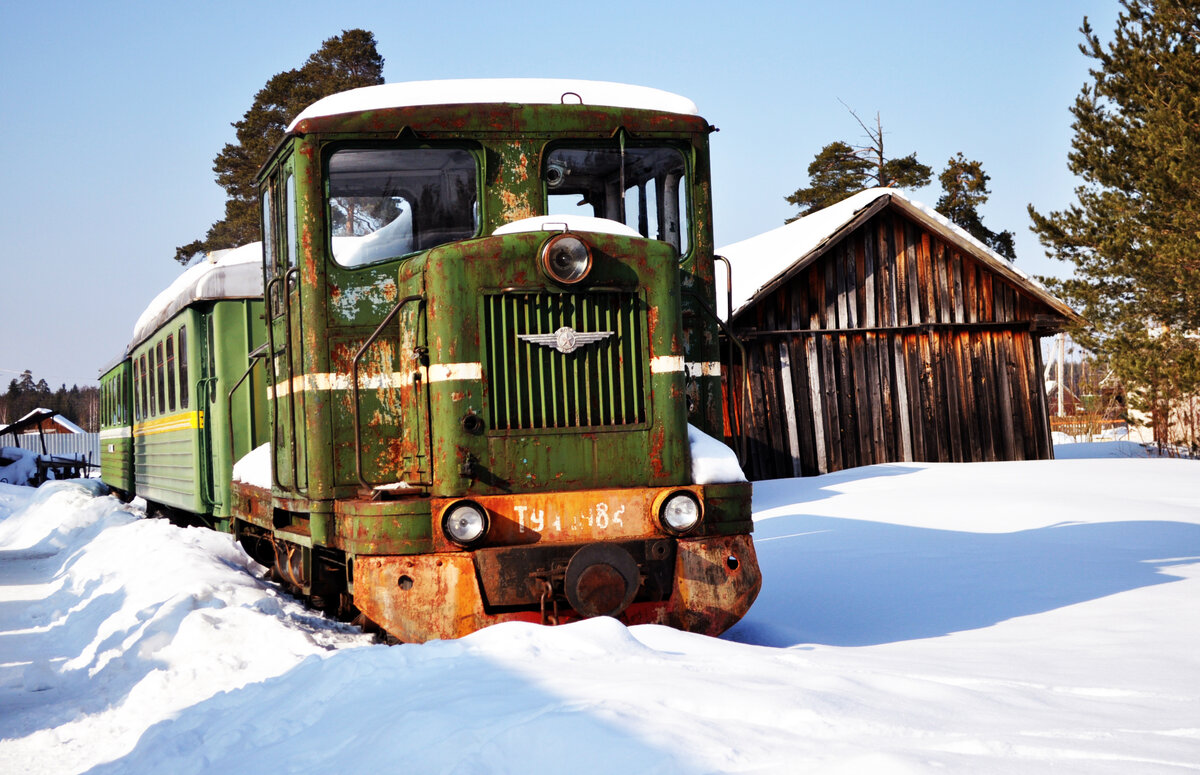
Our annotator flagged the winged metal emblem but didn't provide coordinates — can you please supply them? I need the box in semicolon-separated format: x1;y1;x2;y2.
518;326;614;354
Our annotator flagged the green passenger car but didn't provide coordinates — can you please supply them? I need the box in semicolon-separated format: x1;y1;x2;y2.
102;245;268;528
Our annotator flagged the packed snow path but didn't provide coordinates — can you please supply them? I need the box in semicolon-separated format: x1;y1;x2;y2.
1;443;1198;773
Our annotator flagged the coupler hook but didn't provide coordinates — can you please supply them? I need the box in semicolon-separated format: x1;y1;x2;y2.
538;579;559;626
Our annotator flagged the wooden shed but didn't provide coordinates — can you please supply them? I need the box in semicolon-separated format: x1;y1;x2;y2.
718;188;1079;480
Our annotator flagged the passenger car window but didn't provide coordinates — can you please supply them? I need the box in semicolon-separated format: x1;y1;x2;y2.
166;335;176;412
156;342;166;415
178;326;188;409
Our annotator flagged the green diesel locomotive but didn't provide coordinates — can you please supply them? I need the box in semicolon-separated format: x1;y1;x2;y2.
102;80;760;642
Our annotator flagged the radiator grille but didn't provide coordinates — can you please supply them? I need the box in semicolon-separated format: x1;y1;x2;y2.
484;291;647;430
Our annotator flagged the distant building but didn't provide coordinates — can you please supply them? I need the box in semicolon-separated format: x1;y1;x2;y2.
720;188;1079;480
2;408;87;435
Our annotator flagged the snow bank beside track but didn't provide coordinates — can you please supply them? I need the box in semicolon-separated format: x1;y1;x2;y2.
2;449;1200;774
0;481;370;774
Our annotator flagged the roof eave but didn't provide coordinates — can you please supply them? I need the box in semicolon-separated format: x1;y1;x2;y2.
729;195;891;323
884;195;1083;327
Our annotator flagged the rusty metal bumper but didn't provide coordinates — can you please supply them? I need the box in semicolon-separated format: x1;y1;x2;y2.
354;531;761;643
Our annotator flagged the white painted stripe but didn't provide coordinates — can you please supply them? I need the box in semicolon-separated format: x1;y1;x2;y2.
99;427;132;440
268;371;414;399
268;364;490;399
428;362;483;382
685;361;722;378
650;355;686;374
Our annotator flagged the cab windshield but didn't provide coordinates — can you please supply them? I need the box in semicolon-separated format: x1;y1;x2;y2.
327;147;478;267
544;146;689;255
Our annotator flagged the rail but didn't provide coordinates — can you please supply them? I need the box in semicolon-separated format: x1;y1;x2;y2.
351;294;427;491
684;287;750;465
265;269;303;492
226;342;267;492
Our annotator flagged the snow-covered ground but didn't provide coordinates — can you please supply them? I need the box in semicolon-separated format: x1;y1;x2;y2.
2;442;1198;773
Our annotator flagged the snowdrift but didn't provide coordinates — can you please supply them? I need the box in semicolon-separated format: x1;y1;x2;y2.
2;443;1199;774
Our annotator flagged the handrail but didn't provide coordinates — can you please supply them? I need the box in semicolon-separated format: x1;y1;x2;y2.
281;267;302;494
264;275;284;490
265;269;303;493
351;294;426;491
196;375;220;509
684;289;750;465
714;254;735;328
226;347;266;494
714;255;747;464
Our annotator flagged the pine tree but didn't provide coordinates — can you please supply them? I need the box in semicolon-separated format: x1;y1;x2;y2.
175;29;385;264
1028;0;1200;446
0;379;16;424
936;152;1016;260
786;109;931;221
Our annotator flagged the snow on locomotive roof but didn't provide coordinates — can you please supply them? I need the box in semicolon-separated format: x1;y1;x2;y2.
129;243;263;349
287;79;700;131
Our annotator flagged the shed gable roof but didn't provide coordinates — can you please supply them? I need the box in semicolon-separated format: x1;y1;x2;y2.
718;188;1079;323
1;408;84;437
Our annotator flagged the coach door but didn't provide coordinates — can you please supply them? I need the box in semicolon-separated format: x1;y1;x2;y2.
197;317;217;507
263;160;308;493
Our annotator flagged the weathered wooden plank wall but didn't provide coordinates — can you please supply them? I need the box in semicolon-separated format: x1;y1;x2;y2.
729;208;1057;479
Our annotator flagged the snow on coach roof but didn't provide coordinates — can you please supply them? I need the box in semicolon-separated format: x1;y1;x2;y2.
129;242;263;349
287;79;700;131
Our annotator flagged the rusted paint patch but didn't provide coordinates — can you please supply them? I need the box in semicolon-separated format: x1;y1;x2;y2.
672;534;761;635
356;553;486;642
230;479;272;530
330;342;357;369
648;425;667;478
498;190;535;223
302;228;318;285
332;278;399;319
386;434;416;473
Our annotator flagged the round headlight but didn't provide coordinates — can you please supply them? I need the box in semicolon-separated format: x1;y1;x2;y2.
660;491;702;534
540;233;592;285
442;502;489;547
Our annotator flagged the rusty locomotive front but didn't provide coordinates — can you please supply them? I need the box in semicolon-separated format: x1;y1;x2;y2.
107;79;761;642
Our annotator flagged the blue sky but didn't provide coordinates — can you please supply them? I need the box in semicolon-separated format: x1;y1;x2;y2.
0;0;1119;388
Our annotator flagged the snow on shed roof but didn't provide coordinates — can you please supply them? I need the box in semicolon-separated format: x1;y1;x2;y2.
2;408;85;436
288;79;699;132
130;243;263;350
717;188;1079;322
